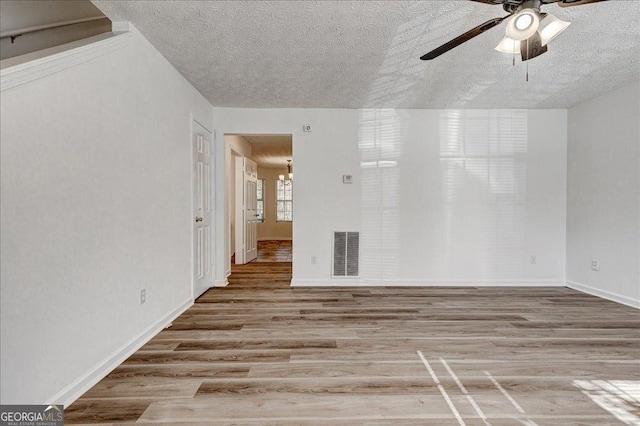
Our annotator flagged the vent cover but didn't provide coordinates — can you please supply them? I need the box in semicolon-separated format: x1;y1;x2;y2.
333;231;359;277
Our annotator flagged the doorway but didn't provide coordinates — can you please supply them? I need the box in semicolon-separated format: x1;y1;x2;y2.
225;134;293;268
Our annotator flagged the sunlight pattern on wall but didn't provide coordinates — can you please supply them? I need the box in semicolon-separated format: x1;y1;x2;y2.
439;110;528;280
359;109;402;282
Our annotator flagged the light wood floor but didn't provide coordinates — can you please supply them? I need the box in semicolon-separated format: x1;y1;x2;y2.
66;262;640;424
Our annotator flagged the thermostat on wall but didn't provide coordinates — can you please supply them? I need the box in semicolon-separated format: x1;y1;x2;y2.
343;175;353;184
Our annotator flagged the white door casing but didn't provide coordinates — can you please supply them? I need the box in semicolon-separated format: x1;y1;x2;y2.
193;121;214;299
244;157;258;263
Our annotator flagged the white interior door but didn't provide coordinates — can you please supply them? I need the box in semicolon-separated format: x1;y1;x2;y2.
234;155;244;264
243;158;258;263
193;122;214;299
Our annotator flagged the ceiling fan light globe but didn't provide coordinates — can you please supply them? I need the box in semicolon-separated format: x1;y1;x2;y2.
515;14;533;30
506;10;540;41
495;36;521;53
539;14;571;46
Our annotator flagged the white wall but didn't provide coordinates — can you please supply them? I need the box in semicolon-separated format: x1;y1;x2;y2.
214;108;567;286
257;167;293;241
567;81;640;307
0;26;213;404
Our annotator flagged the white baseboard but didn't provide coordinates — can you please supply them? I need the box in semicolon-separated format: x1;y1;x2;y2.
214;278;228;287
257;237;292;241
49;298;193;407
291;278;565;287
566;280;640;309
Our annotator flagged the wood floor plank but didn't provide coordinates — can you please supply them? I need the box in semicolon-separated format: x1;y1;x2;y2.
247;361;426;378
122;351;288;365
196;377;439;395
107;364;251;379
175;339;338;351
65;400;151;423
136;394;462;422
81;377;202;399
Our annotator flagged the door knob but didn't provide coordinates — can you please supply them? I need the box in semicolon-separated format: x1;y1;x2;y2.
195;217;203;222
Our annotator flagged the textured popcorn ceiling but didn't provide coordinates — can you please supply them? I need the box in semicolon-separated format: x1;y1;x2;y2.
93;0;640;109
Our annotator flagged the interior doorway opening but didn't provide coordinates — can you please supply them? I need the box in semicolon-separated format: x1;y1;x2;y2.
225;134;293;270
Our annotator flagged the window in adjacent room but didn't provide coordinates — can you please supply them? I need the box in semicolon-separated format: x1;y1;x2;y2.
257;178;265;222
276;179;293;222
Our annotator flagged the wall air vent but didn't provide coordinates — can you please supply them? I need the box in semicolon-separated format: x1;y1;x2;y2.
332;231;359;277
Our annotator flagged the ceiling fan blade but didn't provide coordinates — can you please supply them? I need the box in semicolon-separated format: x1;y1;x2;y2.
558;0;608;7
467;0;503;4
420;16;509;60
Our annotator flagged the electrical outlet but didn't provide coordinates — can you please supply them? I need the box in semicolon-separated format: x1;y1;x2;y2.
530;256;536;264
591;259;600;271
311;256;317;265
140;289;146;304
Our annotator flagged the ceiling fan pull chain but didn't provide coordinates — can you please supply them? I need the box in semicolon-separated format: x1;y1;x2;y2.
526;39;529;82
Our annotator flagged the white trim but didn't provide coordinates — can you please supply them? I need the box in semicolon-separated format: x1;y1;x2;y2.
567;280;640;309
1;31;132;91
258;237;292;241
111;21;131;32
292;278;360;287
48;298;193;407
192;115;214;135
214;279;229;287
292;278;565;287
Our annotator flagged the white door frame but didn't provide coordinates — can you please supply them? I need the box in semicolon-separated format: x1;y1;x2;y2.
218;133;295;282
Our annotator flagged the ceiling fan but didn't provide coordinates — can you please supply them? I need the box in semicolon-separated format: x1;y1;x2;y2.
420;0;607;62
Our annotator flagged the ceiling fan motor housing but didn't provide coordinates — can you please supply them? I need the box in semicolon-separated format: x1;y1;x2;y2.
504;0;542;13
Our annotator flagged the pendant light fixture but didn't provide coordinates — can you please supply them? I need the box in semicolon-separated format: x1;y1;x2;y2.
279;160;293;181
